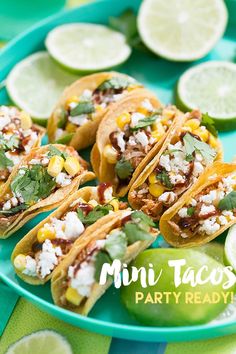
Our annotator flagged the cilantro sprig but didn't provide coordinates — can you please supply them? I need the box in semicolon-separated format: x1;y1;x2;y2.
97;77;134;91
0;149;13;169
130;114;157;131
70;101;95;117
201;113;218;137
218;191;236;211
48;145;68;160
156;170;173;189
77;204;113;225
0;203;27;215
0;133;20;151
183;133;217;164
115;159;134;180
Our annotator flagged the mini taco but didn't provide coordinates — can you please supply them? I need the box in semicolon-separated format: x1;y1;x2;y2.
128;110;223;220
51;210;159;315
47;72;142;150
160;162;236;247
92;89;181;197
0;144;94;238
11;184;128;284
0;105;45;187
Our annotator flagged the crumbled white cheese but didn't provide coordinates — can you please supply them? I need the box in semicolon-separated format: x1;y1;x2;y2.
135;131;149;147
5;151;21;171
41;157;50;166
222;210;235;221
117;132;126;152
103;186;113;202
64;212;85;240
113;93;125;101
55;128;64;140
158;191;177;205
22;256;37;277
56;172;71;187
190;198;197;206
2;200;11;211
130;112;145;128
37;239;62;278
69;261;95;297
159;154;171;172
11;197;18;207
49;218;65;239
218;215;228;225
193;162;204;177
141;99;154;112
200;190;217;204
149;136;156;145
169;174;185;185
81;89;92;100
96;239;106;248
128;136;136;146
69;114;88;126
0;116;11;130
199;204;215;216
199;217;220;235
178;207;189;218
29;158;41;165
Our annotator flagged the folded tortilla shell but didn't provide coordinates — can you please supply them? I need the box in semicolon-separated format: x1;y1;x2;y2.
160;162;236;247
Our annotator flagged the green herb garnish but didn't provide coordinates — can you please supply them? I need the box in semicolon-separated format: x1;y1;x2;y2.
77;204;113;225
183;133;217;164
124;222;154;245
131;211;155;227
131;114;157;131
97;77;134;91
218;191;236;211
201;113;218;137
104;230;127;260
0;203;27;215
115;159;134;180
0;149;14;169
187;207;195;217
0;133;20;151
70;101;95;117
94;251;112;282
11;165;56;204
48;145;68;160
156;170;173;189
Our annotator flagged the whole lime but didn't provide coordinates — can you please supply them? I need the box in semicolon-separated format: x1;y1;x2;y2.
121;249;234;326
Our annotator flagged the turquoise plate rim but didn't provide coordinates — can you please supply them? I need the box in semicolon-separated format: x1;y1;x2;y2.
1;0;236;342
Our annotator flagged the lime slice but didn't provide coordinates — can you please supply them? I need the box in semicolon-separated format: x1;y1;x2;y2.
138;0;228;61
177;61;236;130
6;51;79;125
6;330;72;354
224;225;236;271
45;23;131;72
56;133;74;144
194;242;224;264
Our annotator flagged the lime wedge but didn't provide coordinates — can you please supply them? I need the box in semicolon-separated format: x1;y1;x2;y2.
194;242;224;264
6;51;79;125
6;330;72;354
177;61;236;130
45;23;131;72
138;0;228;61
224;225;236;271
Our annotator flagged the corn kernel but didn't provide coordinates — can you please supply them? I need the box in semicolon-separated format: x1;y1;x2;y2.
137;107;149;116
14;254;26;271
148;172;157;184
96;105;104;112
65;122;77;133
116;113;131;130
37;227;56;243
109;198;119;211
149;183;166;197
65;287;83;306
103;144;118;164
162;109;175;120
209;133;218;148
184;118;200;131
47;155;64;177
64;157;81;176
65;96;79;109
194;127;209;142
152;121;165;134
20;111;32;130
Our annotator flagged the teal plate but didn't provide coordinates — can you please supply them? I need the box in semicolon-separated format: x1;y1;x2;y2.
1;0;236;342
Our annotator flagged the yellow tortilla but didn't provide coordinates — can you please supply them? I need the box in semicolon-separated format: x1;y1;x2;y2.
0;145;94;238
48;72;142;150
51;212;159;315
160;162;236;247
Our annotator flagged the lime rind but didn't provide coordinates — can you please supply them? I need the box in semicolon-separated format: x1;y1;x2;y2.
224;225;236;271
45;23;131;72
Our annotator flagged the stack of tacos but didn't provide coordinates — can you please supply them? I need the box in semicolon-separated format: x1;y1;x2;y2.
0;105;45;188
47;72;143;150
0;144;94;238
91;90;182;196
160;162;236;247
128;110;223;220
12;184;128;284
51;209;159;315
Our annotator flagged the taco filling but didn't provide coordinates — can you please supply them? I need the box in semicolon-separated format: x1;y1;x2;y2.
103;103;178;187
13;184;128;280
168;172;236;239
0;106;43;184
59;211;157;308
130;111;220;219
55;76;140;141
0;145;87;226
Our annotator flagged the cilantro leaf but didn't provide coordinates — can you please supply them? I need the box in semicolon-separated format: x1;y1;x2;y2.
218;191;236;211
48;145;68;160
0;133;20;151
115;159;134;180
104;230;127;260
70;101;95;117
183;133;217;164
77;205;113;225
0;203;27;215
94;251;112;283
97;77;134;91
131;211;155;227
201;113;218;137
187;207;195;216
0;149;13;169
156;170;173;189
124;223;154;245
131;114;158;131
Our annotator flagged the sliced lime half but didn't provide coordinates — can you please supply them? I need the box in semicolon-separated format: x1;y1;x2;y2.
138;0;228;61
45;23;131;72
224;225;236;271
6;330;72;354
177;61;236;130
